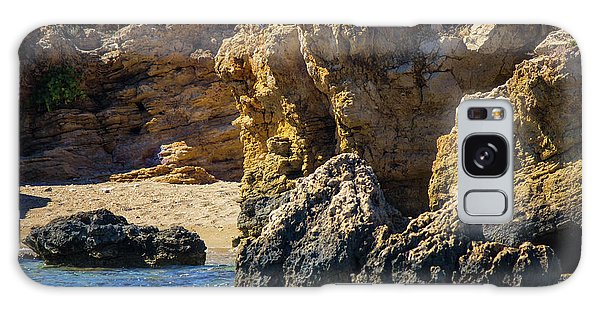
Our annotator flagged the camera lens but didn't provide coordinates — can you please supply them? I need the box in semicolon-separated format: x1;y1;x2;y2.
463;134;508;176
474;145;495;168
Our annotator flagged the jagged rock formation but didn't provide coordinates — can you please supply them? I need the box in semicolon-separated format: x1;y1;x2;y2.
19;24;581;286
236;153;562;286
235;153;405;286
216;24;554;216
24;209;207;267
232;27;580;286
354;207;482;284
20;25;243;183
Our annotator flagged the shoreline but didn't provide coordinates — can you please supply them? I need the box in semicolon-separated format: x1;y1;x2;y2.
19;181;241;266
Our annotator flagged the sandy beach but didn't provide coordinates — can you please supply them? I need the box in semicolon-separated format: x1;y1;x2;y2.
19;181;241;265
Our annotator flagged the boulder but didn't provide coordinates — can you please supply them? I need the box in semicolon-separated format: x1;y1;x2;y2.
235;153;405;286
24;209;207;267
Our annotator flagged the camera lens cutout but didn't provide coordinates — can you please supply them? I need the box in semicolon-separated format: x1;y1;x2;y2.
463;134;508;176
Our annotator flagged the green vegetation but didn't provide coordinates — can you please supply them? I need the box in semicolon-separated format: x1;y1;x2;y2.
30;66;86;112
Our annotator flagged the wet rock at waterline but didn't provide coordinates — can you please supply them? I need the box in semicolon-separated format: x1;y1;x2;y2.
24;209;207;267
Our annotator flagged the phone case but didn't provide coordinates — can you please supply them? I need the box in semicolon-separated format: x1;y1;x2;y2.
18;24;581;287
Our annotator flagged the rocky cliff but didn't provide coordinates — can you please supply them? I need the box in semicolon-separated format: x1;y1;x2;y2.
20;24;581;286
20;25;243;184
221;26;581;286
216;24;554;216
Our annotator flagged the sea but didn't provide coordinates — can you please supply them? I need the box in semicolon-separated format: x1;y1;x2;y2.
19;259;235;287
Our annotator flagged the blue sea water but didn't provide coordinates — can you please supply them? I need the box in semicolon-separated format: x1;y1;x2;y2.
19;259;235;287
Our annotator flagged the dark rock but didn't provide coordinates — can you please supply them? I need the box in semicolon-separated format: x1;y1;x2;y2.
453;241;562;286
24;209;206;267
355;207;483;284
237;192;292;238
235;153;405;286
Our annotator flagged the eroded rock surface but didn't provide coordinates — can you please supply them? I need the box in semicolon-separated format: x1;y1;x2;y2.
20;25;243;183
235;153;405;286
454;241;561;286
24;209;207;267
109;141;218;184
20;25;581;287
430;29;582;273
355;207;482;284
216;24;553;216
232;27;580;287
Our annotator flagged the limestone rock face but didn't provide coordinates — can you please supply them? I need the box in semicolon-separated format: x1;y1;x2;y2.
216;25;338;203
24;209;207;267
231;28;580;287
216;24;553;216
454;241;561;286
235;153;405;286
20;25;243;183
429;29;582;273
484;30;582;273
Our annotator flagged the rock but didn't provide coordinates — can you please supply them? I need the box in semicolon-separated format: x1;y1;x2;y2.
18;248;39;260
20;25;243;183
428;29;582;274
109;141;219;184
216;25;338;202
224;26;577;287
508;29;581;163
237;192;292;238
453;241;562;286
355;207;482;284
484;161;582;273
235;153;405;286
216;24;552;216
110;163;217;185
99;187;113;193
23;209;207;267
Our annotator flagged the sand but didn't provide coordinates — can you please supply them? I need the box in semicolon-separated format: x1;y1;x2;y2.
19;181;242;265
